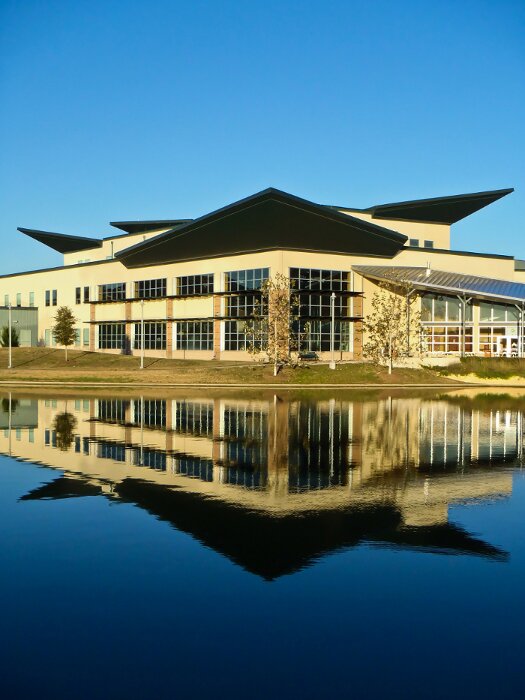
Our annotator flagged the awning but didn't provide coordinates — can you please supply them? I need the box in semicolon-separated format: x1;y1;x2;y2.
352;265;525;305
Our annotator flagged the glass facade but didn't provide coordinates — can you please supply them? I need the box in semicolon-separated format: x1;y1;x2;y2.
98;323;126;349
422;326;473;353
99;283;126;302
225;268;269;291
134;322;167;350
134;278;167;299
177;274;214;296
176;321;213;350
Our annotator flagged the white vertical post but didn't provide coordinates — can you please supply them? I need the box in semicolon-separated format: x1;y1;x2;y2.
329;292;336;369
8;302;12;369
140;299;145;369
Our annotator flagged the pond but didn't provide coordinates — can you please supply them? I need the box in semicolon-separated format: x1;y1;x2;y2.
0;389;524;699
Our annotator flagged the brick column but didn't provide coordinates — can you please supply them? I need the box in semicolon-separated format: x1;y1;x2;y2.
166;298;174;359
213;295;222;359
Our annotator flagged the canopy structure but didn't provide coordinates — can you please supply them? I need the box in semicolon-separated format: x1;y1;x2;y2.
353;265;525;305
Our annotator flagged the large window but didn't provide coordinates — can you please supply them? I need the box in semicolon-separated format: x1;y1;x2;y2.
177;274;214;296
98;323;126;349
422;326;473;353
176;321;213;350
75;287;81;304
225;294;263;317
174;401;214;436
45;290;57;306
290;268;351;291
134;322;166;350
225;268;269;291
99;283;126;302
224;320;263;350
479;327;519;356
296;320;352;352
134;278;167;299
421;294;473;322
133;399;166;428
479;302;519;323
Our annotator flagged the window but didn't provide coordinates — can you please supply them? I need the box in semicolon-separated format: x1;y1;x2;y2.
174;401;214;435
134;278;167;299
422;326;473;353
98;323;126;349
225;268;269;291
176;321;213;350
296;320;352;351
74;329;81;347
4;294;8;306
45;290;50;307
83;328;90;346
98;283;126;302
290;268;351;291
29;292;34;307
133;400;166;429
84;286;90;303
134;322;167;350
52;290;57;306
421;294;472;323
97;399;129;423
409;239;419;247
479;302;519;323
225;294;263;317
75;287;81;304
177;274;214;296
424;240;434;249
16;293;21;307
223;320;264;350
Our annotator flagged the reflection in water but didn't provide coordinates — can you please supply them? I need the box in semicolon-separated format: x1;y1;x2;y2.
1;392;522;579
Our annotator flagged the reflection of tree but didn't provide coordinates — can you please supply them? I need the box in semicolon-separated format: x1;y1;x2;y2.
53;412;77;451
362;400;417;473
1;397;19;413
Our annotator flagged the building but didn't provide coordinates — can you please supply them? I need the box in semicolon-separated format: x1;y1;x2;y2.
1;186;523;359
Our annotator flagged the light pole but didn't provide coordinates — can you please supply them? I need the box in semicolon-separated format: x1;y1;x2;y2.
329;292;336;370
140;299;145;369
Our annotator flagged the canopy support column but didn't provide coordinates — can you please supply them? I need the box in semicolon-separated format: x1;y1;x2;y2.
457;294;472;359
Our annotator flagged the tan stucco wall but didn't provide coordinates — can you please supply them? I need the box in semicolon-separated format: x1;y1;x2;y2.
339;210;451;249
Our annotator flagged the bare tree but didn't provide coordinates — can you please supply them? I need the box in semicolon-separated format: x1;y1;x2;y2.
363;276;421;374
243;273;304;376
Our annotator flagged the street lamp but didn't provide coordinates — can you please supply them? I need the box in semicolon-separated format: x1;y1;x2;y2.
329;292;336;370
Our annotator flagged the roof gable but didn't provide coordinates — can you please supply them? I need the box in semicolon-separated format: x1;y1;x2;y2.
116;188;407;268
18;227;102;254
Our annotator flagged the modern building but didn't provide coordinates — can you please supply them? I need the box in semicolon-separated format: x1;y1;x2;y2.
1;186;523;359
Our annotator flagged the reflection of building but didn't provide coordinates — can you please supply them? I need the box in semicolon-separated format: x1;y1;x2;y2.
1;393;518;578
1;187;524;359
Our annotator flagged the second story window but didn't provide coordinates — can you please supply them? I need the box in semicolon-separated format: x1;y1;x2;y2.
424;240;434;249
45;290;50;306
84;286;90;303
75;287;81;304
409;239;419;247
52;290;57;306
134;278;167;299
177;274;214;296
16;293;21;307
29;292;34;307
98;283;126;302
4;294;8;306
225;268;269;292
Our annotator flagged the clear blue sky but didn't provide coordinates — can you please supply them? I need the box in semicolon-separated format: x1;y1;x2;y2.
1;0;524;274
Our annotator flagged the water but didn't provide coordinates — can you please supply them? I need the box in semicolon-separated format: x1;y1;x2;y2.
0;389;524;699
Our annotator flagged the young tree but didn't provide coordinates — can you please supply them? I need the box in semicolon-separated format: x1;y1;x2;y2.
363;278;421;374
53;306;77;361
0;325;19;348
243;273;303;376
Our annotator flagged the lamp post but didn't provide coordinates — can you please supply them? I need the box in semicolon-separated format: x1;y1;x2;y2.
329;292;336;370
140;299;145;369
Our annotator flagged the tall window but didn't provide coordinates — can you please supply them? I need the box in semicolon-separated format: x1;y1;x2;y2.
176;321;213;350
4;294;8;306
84;286;90;303
98;323;126;349
16;293;21;307
421;294;473;322
83;328;90;346
177;274;214;296
133;322;167;350
134;278;167;299
45;290;50;307
296;320;352;352
479;302;519;323
52;290;57;306
99;283;126;302
29;292;34;307
75;287;81;304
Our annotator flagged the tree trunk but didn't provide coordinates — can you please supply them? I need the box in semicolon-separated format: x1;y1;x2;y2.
65;345;68;362
273;362;278;377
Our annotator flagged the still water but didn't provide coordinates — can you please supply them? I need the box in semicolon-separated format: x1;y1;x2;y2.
0;390;524;699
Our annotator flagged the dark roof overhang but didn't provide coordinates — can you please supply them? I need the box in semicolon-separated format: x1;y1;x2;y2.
115;188;408;268
363;188;514;224
18;227;103;254
109;219;193;234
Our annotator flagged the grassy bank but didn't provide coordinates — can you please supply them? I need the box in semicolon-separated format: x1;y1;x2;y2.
439;357;525;379
0;348;456;385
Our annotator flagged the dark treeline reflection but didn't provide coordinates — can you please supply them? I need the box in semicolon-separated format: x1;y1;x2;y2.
1;392;521;578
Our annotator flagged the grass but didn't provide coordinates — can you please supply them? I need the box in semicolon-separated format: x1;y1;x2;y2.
439;357;525;379
0;347;457;385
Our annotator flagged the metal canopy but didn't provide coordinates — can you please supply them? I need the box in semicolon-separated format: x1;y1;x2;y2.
352;265;525;304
